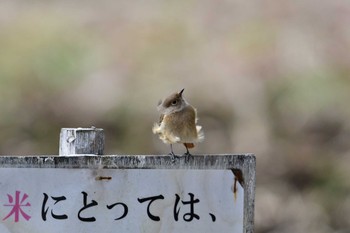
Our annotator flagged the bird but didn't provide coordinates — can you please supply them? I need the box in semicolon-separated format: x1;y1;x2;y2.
152;88;204;161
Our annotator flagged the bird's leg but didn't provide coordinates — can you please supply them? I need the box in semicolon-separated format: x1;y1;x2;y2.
183;144;192;162
168;144;178;162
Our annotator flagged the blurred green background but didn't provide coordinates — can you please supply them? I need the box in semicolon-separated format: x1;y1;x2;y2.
1;0;350;232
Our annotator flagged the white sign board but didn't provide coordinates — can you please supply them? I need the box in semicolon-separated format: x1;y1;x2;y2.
0;168;243;233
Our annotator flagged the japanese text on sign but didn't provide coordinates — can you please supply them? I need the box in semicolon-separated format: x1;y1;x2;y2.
0;168;243;233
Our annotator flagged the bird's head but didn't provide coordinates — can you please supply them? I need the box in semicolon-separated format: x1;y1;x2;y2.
157;88;187;114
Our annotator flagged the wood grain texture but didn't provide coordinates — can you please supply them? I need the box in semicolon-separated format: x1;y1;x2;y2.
59;128;104;156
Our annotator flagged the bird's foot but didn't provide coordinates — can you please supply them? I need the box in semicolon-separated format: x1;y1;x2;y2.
183;152;192;163
169;152;179;162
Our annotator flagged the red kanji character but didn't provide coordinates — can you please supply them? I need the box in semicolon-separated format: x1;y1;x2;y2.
3;190;31;222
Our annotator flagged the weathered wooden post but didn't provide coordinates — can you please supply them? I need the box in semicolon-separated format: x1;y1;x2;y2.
0;128;256;233
59;127;104;156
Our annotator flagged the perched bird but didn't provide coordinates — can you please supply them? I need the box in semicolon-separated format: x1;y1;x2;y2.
152;88;204;161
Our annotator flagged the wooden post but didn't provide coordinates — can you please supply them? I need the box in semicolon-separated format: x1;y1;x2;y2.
59;127;104;156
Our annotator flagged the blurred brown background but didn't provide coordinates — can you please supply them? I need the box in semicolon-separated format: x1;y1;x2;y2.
1;0;350;232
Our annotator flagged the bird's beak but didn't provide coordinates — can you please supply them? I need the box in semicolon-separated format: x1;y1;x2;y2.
157;99;162;106
179;88;185;96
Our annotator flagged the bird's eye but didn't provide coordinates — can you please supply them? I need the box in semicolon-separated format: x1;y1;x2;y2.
171;100;178;105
